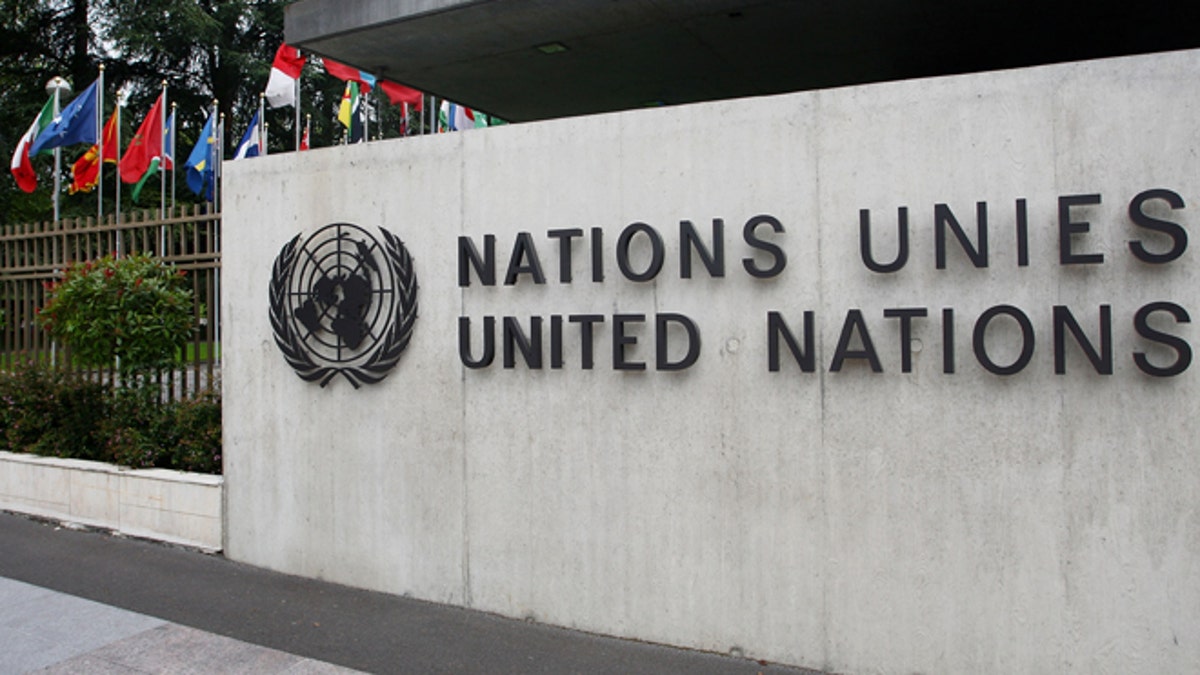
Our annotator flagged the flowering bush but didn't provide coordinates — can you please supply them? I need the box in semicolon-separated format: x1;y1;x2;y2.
38;254;195;374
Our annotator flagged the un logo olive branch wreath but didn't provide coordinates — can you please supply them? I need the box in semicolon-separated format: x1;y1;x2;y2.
269;224;418;388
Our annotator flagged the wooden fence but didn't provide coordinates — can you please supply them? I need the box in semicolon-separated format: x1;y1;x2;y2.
0;205;221;399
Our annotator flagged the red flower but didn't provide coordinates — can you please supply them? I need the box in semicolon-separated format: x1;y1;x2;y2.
104;268;115;278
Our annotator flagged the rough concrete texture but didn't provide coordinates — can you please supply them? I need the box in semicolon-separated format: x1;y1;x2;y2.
222;49;1200;674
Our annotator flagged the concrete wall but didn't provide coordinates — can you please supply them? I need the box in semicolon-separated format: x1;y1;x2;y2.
0;452;223;551
222;50;1200;674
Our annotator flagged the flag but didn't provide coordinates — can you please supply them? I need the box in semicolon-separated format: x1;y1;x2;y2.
68;104;119;194
439;101;476;131
338;82;364;143
131;111;175;203
379;80;422;109
119;94;164;183
300;117;310;151
185;112;216;200
323;58;376;91
265;43;306;108
162;111;175;170
338;82;356;128
10;96;54;193
29;79;99;156
233;111;261;159
131;159;160;203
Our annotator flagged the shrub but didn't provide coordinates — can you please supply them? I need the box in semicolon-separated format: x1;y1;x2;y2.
0;361;109;461
165;391;222;473
100;384;164;468
0;362;221;474
13;255;219;473
38;253;195;375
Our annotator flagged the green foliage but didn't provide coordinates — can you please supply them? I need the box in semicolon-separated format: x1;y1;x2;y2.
0;360;221;473
100;383;164;468
162;390;222;473
0;0;93;225
1;1;296;225
0;362;108;460
38;253;195;374
103;387;223;473
1;0;431;225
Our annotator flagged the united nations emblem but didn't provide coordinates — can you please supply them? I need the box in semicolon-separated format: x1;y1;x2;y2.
269;223;418;388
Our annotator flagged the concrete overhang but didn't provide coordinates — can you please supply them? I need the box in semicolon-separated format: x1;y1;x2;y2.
286;0;1200;123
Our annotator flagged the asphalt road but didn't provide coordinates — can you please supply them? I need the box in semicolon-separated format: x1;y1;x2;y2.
0;511;826;674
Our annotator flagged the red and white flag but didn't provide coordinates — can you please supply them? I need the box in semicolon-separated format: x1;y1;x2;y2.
10;96;54;193
265;43;306;108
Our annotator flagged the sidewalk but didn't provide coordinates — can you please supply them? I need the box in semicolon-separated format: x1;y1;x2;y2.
0;512;824;674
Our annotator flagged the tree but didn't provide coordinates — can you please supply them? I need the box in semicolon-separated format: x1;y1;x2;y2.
1;0;428;226
98;0;281;147
0;0;97;224
1;0;298;225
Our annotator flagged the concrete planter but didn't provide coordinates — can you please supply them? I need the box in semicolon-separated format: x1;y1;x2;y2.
0;451;222;551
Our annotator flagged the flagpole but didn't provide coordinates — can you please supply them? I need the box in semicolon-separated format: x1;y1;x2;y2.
213;107;223;359
97;66;105;228
45;77;69;224
214;111;223;211
294;68;301;151
160;81;167;223
170;102;177;215
114;87;123;254
207;100;218;209
258;93;265;156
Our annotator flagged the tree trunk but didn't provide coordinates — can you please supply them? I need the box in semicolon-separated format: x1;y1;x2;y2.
69;0;90;88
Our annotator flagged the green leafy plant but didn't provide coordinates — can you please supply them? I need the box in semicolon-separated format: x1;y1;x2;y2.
38;254;195;375
163;391;222;473
0;360;221;473
16;256;220;473
0;360;110;461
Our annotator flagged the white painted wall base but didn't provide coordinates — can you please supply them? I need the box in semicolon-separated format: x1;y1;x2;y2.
0;451;222;551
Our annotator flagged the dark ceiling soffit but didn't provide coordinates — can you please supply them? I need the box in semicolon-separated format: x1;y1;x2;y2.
286;0;491;47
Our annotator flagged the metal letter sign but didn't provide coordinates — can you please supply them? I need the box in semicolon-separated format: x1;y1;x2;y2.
270;223;418;388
